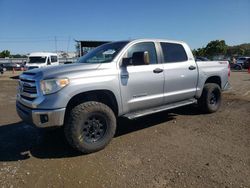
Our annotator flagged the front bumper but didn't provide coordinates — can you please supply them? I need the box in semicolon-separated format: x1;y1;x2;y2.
16;102;65;128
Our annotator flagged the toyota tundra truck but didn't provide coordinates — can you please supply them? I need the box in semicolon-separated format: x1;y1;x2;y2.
16;39;231;153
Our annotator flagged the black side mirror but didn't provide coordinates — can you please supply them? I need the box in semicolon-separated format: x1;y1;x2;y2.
132;51;150;66
121;57;132;67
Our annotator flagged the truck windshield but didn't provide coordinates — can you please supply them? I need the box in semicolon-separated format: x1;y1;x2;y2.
28;56;47;64
77;41;129;64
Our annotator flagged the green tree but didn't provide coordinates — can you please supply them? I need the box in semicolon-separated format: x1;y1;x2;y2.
197;48;206;57
193;41;250;58
205;40;227;58
0;50;11;58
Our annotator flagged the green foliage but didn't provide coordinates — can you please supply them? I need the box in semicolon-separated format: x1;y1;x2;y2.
226;43;250;56
11;54;28;58
205;40;227;58
193;48;206;57
0;50;28;58
193;41;250;58
0;50;11;58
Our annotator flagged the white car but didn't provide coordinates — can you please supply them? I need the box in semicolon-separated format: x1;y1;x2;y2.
25;52;59;70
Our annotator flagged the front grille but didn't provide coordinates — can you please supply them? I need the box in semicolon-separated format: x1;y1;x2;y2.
20;94;34;101
19;78;38;101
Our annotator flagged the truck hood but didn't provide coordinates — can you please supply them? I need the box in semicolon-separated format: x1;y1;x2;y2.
25;63;101;79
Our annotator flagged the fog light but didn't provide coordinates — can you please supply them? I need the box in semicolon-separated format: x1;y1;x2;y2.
40;114;49;123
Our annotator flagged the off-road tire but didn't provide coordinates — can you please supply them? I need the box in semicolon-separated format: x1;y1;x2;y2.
198;83;221;113
64;101;116;153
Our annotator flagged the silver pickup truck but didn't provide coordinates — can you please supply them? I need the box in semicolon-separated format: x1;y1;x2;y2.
16;39;230;153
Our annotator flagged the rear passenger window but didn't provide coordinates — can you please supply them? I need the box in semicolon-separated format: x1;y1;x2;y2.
160;42;188;63
51;56;58;62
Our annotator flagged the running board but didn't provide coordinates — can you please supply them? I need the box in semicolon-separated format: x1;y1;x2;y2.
123;98;197;119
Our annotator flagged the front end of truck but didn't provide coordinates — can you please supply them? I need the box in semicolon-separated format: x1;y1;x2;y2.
16;71;67;128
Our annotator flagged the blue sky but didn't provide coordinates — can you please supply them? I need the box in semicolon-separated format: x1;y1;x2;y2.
0;0;249;54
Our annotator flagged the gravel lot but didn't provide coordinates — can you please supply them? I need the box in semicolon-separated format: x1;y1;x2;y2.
0;71;249;188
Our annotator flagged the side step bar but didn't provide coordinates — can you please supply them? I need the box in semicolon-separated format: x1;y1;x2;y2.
123;98;197;119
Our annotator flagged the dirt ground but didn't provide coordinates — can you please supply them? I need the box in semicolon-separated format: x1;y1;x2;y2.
0;71;249;188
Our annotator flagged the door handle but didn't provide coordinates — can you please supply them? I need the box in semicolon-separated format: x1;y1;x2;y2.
189;65;196;70
153;68;163;73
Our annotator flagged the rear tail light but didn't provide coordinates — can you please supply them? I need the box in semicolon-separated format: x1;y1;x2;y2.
228;63;231;77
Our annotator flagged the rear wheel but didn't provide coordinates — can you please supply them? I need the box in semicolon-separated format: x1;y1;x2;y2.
198;83;221;113
64;101;116;153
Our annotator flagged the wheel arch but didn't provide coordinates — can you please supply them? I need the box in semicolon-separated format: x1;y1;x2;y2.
205;76;222;88
65;90;119;119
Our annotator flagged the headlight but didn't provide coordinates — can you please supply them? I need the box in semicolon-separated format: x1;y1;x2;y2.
40;78;69;95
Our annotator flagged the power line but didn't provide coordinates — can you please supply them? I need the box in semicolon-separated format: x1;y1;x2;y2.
0;36;71;39
0;40;69;43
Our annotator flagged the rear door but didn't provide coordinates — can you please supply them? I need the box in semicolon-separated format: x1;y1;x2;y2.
160;42;198;103
120;42;164;113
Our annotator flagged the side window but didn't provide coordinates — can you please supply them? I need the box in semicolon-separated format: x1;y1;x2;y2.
51;56;58;62
160;42;188;63
127;42;157;65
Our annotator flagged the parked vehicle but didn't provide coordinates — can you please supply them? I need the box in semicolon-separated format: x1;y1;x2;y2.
230;62;242;70
16;39;231;153
25;52;59;70
236;57;250;69
1;62;21;71
243;58;250;69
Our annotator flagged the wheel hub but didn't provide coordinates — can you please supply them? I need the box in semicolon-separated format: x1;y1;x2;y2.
82;115;107;143
210;92;217;105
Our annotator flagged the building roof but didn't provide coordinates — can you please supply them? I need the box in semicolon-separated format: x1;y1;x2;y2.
75;40;111;48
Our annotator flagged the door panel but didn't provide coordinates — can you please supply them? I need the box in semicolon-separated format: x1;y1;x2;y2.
119;42;164;114
160;42;198;103
120;64;164;113
163;60;198;103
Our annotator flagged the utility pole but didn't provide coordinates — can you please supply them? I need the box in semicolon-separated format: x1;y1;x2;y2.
54;36;57;53
67;36;71;54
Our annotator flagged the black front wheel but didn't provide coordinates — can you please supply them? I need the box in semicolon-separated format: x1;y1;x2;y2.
198;83;222;113
64;101;116;153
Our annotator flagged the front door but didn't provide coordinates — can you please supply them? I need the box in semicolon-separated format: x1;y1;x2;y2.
119;42;165;114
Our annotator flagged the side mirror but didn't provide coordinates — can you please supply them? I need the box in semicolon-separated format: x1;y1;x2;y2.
121;57;132;67
132;51;150;65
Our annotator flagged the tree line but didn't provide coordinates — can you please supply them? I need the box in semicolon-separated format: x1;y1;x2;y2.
0;50;27;58
192;40;250;59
